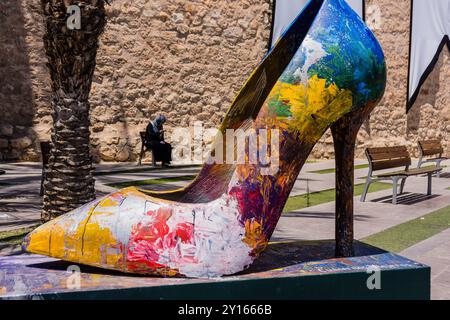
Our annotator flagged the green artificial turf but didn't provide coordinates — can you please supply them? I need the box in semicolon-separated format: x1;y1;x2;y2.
108;175;197;189
283;181;391;213
309;164;369;174
94;164;201;176
0;226;37;245
362;205;450;253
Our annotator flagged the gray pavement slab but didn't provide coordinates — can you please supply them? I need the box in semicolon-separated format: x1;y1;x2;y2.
400;228;450;300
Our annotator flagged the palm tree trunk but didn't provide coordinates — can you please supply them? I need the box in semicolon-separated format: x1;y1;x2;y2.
41;0;107;221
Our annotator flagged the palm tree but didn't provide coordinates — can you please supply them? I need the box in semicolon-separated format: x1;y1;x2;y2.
41;0;107;221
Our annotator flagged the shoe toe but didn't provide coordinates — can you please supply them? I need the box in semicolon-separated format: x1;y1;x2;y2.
24;197;103;261
25;188;149;272
23;220;55;256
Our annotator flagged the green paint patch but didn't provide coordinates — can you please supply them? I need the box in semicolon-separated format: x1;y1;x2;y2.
362;205;450;253
108;175;197;189
283;181;391;213
0;226;38;245
95;165;201;176
309;164;369;174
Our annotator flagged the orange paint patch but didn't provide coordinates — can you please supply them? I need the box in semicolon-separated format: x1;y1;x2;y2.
243;219;268;256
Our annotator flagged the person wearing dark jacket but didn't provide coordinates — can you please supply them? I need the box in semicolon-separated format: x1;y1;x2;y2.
145;115;172;166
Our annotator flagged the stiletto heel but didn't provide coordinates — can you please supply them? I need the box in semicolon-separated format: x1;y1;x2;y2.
332;116;357;258
331;105;379;257
24;0;386;278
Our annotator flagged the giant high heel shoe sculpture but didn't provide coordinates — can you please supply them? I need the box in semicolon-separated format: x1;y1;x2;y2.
24;0;386;278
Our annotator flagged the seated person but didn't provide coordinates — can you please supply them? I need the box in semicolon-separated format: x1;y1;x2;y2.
145;115;172;167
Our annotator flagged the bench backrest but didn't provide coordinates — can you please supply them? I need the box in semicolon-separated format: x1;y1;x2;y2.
365;146;411;171
418;140;443;157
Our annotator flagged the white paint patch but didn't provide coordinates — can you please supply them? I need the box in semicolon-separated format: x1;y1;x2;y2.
114;195;152;246
294;35;328;85
63;197;104;234
167;195;253;278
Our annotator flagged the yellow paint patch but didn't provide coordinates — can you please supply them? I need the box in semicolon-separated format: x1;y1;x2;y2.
48;216;88;261
26;221;56;255
49;222;67;259
27;193;124;272
120;187;142;197
275;75;353;142
98;197;119;208
81;219;122;270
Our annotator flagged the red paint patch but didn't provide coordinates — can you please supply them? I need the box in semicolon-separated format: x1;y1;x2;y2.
126;208;195;272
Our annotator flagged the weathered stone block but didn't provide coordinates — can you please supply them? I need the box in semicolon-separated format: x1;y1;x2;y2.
0;124;13;136
10;136;32;149
0;138;9;149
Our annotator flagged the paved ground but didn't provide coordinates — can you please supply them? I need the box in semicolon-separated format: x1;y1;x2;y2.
1;159;449;299
275;173;450;241
401;229;450;300
0;163;43;231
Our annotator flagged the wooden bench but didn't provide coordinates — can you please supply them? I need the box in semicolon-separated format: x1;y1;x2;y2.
360;146;442;204
418;140;447;178
138;131;156;167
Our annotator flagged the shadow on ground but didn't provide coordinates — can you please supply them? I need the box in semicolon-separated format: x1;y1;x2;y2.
283;211;373;221
0;185;41;213
370;192;440;205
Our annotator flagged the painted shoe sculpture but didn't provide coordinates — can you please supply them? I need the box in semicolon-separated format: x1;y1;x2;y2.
24;0;386;278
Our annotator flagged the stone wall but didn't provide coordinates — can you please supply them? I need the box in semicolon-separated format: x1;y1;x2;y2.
0;0;449;162
0;0;51;161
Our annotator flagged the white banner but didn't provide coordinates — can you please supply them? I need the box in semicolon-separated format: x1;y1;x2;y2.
269;0;365;48
408;0;450;111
